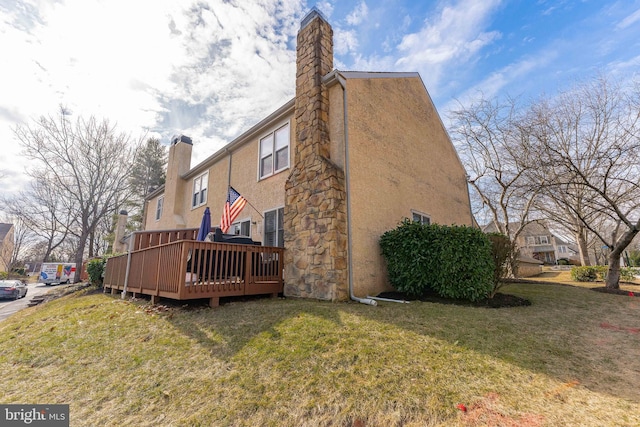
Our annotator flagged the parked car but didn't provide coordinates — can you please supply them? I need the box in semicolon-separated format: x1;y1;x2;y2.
0;280;28;300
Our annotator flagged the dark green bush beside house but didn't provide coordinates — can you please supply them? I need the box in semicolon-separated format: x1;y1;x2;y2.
87;257;107;287
380;220;494;302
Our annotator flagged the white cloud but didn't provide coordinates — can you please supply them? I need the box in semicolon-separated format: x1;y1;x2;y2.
315;1;334;18
334;28;359;55
394;0;503;94
0;0;305;193
346;1;368;26
617;7;640;30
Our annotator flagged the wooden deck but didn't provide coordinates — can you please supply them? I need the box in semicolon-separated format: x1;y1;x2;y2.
103;229;284;307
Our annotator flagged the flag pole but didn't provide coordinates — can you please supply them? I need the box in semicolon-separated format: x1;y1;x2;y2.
243;196;264;219
229;186;264;219
225;151;263;218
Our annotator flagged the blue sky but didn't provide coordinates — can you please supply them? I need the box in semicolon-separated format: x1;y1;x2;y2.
1;0;639;195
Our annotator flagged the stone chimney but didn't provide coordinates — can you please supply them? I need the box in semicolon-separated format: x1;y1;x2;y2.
165;135;192;228
283;10;349;301
112;210;129;253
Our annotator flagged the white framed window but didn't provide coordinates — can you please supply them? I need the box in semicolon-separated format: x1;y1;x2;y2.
259;123;290;179
557;245;568;254
231;219;251;237
528;236;550;245
155;196;164;221
411;211;431;226
264;207;284;247
192;172;208;208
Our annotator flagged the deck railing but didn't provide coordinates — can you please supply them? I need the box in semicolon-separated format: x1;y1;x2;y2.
104;233;284;306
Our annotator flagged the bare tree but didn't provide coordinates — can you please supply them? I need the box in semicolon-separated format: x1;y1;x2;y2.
1;172;74;262
0;215;36;276
529;76;640;288
533;186;602;266
15;107;139;282
450;96;540;274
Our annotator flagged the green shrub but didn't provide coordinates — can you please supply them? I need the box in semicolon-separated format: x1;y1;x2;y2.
628;250;640;267
0;271;7;279
380;220;493;302
621;267;636;281
570;265;632;282
486;233;514;297
571;266;599;282
602;266;637;282
556;258;570;266
87;257;107;287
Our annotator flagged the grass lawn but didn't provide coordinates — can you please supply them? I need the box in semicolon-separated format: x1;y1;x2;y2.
0;282;639;426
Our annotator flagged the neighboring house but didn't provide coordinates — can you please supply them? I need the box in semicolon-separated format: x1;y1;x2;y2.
0;223;14;272
518;222;580;265
143;10;475;301
516;255;544;277
484;221;581;265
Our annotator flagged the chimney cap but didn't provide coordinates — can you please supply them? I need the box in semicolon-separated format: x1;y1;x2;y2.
171;134;193;145
300;7;328;29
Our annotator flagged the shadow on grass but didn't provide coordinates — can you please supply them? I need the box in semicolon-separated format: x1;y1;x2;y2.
116;282;640;404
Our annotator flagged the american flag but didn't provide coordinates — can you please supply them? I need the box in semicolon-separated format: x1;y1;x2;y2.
220;186;247;233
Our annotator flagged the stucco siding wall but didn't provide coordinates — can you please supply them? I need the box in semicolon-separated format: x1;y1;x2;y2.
0;227;13;271
144;116;295;243
345;76;473;296
517;263;542;278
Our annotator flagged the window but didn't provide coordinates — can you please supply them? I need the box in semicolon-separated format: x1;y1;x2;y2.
412;211;431;225
231;219;251;237
192;172;208;208
264;208;284;247
155;196;164;221
557;245;568;254
259;123;290;179
528;236;550;245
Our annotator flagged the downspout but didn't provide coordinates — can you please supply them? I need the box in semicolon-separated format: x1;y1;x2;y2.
332;72;377;306
226;148;232;190
466;174;476;228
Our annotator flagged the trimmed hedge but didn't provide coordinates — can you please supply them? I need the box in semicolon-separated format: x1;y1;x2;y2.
571;265;636;282
380;220;493;302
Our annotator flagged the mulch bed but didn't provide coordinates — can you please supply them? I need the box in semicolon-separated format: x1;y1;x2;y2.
378;280;640;308
377;289;531;308
592;286;639;297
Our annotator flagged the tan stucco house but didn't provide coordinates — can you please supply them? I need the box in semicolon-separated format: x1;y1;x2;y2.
0;223;15;273
142;10;474;301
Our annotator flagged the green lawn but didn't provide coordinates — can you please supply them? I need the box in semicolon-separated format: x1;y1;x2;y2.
0;283;638;426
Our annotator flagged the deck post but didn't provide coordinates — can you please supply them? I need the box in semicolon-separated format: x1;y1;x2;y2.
209;297;220;307
150;295;160;305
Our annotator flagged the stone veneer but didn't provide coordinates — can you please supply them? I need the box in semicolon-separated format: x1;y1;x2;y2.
284;10;349;301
